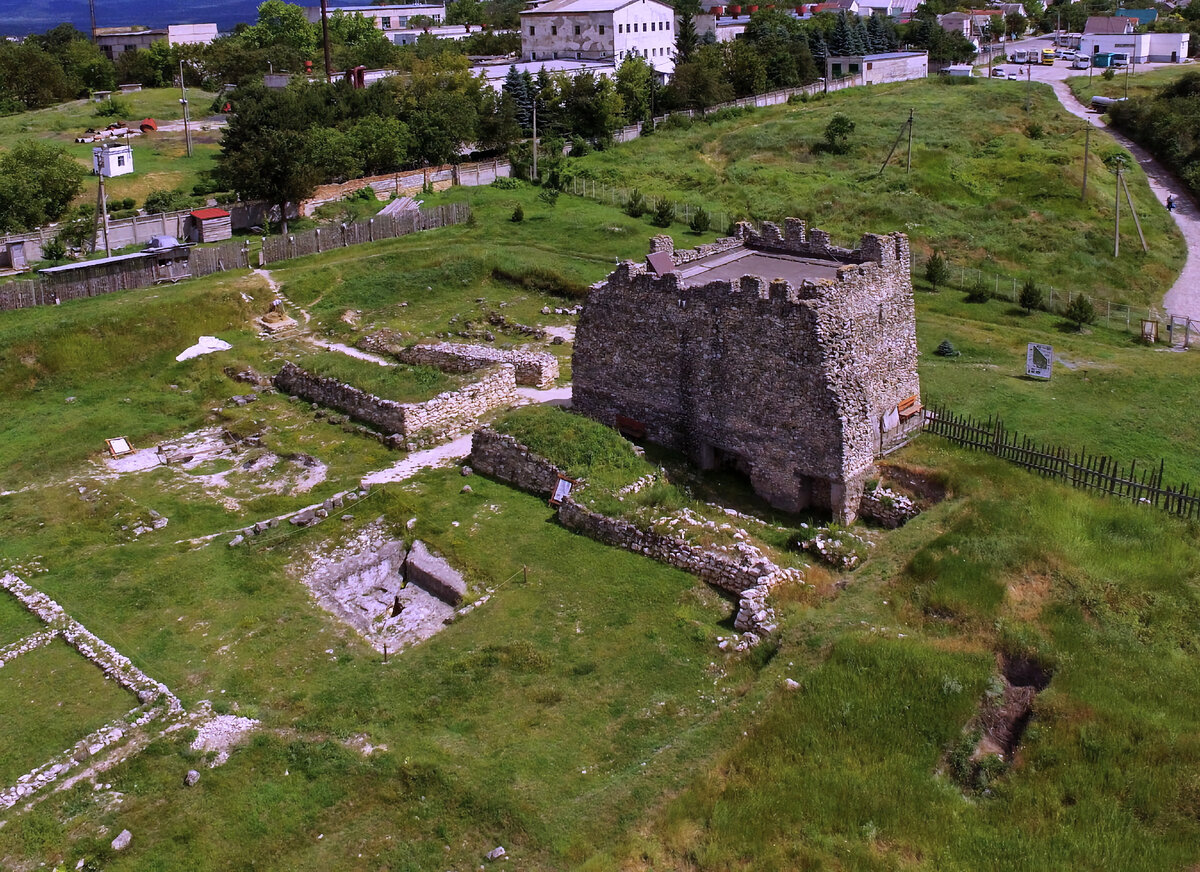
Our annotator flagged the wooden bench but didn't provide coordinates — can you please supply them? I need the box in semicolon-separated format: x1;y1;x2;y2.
898;394;923;420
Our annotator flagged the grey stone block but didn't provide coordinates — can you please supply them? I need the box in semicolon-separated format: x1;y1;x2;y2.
405;540;467;606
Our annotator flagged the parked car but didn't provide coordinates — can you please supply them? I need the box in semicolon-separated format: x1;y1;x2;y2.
1071;57;1091;69
992;67;1009;77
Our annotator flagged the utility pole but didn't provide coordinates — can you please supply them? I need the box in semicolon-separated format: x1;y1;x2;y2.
1025;62;1032;113
320;0;333;82
96;172;112;257
179;60;193;158
906;108;914;174
1081;121;1091;202
1121;169;1148;252
89;0;98;40
532;101;538;182
1114;165;1122;257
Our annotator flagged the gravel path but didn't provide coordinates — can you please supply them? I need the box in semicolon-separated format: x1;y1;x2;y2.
1008;49;1200;319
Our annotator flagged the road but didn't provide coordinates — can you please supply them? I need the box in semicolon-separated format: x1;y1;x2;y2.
986;37;1200;320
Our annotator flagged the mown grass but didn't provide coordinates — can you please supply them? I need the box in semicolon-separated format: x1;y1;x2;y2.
568;77;1183;306
0;593;43;647
0;640;136;786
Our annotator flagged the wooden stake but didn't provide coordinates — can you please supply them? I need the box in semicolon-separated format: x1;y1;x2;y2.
1081;122;1091;202
1120;171;1148;253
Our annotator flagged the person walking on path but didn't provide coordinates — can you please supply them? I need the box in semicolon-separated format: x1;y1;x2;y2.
1168;194;1176;212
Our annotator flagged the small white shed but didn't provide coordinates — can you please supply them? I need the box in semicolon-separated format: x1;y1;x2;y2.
92;142;134;177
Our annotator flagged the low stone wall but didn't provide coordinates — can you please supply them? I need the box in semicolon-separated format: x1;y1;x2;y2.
403;366;517;437
273;362;518;440
470;428;566;497
858;484;921;529
556;497;771;595
362;334;559;389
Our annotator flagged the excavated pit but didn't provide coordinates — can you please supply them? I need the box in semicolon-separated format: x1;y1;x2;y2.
296;524;456;654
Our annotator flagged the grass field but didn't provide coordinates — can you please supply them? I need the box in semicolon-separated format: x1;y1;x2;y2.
567;77;1184;306
0;640;136;786
0;88;221;209
0;82;1198;871
1066;64;1197;106
0;594;43;648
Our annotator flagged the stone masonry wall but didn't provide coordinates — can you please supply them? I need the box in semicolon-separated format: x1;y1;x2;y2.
556;497;772;594
360;333;559;389
572;221;919;522
470;428;565;496
273;362;518;440
470;432;797;643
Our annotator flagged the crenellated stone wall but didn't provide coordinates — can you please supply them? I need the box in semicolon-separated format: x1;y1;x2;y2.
360;333;559;389
572;221;920;522
273;362;518;440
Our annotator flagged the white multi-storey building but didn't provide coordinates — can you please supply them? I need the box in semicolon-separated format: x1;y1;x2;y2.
303;4;446;35
520;0;677;75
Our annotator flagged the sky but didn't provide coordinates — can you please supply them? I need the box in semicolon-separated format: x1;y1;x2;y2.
0;0;262;36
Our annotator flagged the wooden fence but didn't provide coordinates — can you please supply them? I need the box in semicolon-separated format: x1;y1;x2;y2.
924;406;1200;519
261;202;470;264
0;205;469;311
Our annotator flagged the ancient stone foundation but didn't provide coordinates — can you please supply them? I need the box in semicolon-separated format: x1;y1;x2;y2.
273;362;517;440
470;428;565;496
360;332;559;388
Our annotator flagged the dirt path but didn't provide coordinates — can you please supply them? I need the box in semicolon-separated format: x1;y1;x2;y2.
1026;57;1200;319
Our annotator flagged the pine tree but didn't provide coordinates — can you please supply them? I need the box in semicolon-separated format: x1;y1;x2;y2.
503;65;533;131
830;11;853;55
794;34;819;84
851;15;870;55
810;31;829;67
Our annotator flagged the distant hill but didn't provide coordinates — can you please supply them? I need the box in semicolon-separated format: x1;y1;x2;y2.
0;0;259;37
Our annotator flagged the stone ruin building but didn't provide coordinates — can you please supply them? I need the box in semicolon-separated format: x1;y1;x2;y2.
571;220;923;522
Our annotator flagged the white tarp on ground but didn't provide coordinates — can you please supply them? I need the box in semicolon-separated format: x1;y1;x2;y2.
176;336;232;361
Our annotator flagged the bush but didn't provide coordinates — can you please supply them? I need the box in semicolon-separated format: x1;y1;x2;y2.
121;197;136;210
823;114;855;154
727;215;745;237
538;188;559;207
651;198;674;228
934;339;959;357
510;203;524;223
1025;121;1044;139
143;189;196;214
93;97;132;118
1102;68;1116;81
42;236;67;264
490;176;522;189
925;250;950;291
965;279;992;303
1019;278;1043;312
625;189;647;218
689;206;711;234
569;135;591;157
1065;294;1095;329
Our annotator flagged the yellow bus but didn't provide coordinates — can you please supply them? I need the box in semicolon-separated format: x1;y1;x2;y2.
1041;47;1056;65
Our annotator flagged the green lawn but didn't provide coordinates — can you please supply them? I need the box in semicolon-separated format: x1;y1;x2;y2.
0;89;1199;870
0;594;43;648
0;88;221;209
1067;64;1197;106
0;640;137;786
290;351;464;404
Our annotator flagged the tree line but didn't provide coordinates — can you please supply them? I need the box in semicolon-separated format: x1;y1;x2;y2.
1109;71;1200;200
